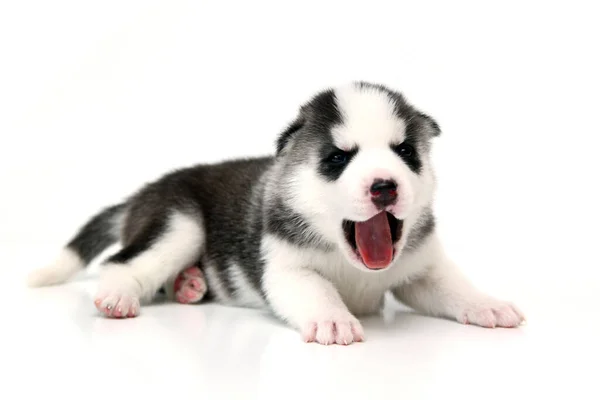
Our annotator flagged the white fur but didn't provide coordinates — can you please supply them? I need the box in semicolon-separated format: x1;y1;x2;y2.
332;84;406;149
27;248;84;287
261;229;524;344
261;232;431;317
260;232;439;344
261;234;364;345
392;235;525;328
94;211;203;316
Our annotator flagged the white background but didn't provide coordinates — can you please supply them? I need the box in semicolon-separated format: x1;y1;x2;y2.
1;1;599;399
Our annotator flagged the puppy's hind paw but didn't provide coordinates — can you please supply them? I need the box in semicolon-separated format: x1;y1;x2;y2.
94;293;140;318
173;266;207;304
94;267;142;318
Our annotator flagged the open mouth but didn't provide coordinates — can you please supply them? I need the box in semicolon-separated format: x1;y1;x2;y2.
342;212;403;270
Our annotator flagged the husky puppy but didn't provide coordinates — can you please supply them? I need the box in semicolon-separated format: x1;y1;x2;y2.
28;82;524;345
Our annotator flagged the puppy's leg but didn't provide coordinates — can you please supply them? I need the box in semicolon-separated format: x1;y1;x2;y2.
94;211;203;318
262;237;364;345
393;235;525;328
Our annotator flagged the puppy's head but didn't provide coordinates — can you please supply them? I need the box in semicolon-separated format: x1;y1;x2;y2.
276;82;440;272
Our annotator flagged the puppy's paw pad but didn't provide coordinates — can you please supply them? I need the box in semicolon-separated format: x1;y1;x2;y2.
459;299;525;328
174;266;207;304
302;315;364;345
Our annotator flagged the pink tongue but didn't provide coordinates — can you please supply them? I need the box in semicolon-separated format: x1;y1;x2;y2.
354;212;393;269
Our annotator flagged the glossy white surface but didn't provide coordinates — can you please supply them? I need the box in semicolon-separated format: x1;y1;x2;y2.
3;245;599;400
2;1;600;399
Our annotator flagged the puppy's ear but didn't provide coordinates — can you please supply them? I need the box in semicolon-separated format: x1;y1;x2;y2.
418;112;441;137
276;114;305;155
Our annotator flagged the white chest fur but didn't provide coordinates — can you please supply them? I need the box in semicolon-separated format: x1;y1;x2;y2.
262;235;433;316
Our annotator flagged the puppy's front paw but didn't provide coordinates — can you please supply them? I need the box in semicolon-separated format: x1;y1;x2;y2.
457;297;525;328
301;312;364;345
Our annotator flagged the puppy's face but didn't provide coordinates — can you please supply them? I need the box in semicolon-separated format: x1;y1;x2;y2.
277;82;440;272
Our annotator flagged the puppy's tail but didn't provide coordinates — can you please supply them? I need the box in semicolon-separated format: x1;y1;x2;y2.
27;203;127;287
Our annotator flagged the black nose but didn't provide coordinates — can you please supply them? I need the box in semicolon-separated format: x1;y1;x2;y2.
370;179;397;209
370;179;397;195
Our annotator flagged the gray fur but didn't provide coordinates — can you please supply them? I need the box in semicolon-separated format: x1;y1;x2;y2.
67;204;125;263
265;197;334;252
405;209;436;251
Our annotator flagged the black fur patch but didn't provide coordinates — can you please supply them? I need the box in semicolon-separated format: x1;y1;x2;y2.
276;89;343;159
183;157;274;296
67;204;124;263
392;140;422;174
317;145;359;181
305;89;344;131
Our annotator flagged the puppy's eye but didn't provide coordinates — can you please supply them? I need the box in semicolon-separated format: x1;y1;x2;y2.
393;143;416;158
327;150;349;164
